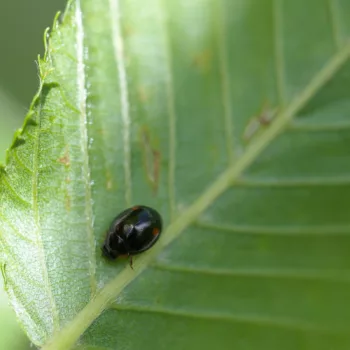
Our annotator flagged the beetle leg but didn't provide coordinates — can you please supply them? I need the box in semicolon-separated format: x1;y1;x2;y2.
128;254;134;270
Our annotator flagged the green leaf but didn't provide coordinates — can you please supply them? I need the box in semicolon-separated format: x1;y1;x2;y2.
1;0;350;349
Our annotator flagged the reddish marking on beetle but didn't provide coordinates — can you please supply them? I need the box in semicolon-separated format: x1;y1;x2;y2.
132;206;140;211
152;228;160;236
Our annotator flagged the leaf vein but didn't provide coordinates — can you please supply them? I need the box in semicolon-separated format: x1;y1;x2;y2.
2;175;31;207
13;150;34;174
158;0;177;220
76;0;97;296
273;0;286;105
236;175;350;187
195;220;350;235
109;0;132;206
152;263;350;283
216;0;234;163
0;213;35;244
328;0;342;49
109;303;340;334
289;119;350;131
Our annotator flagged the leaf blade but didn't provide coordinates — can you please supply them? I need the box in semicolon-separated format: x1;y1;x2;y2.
2;1;350;349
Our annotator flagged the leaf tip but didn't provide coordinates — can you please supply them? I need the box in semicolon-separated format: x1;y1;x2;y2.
42;27;50;62
52;11;62;30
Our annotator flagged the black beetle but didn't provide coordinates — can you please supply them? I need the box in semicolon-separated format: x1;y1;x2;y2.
102;205;162;268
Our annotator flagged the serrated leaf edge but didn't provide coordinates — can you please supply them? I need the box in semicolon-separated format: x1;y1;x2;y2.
0;0;75;343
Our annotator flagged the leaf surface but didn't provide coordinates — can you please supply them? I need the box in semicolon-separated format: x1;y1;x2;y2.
1;0;350;349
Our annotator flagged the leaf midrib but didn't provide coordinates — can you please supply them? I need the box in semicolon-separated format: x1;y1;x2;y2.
109;302;343;334
42;42;350;350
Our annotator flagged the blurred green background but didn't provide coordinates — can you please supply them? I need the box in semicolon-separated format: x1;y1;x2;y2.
0;1;65;348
